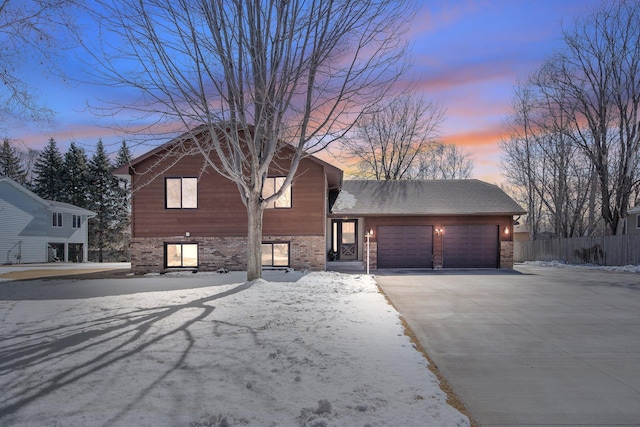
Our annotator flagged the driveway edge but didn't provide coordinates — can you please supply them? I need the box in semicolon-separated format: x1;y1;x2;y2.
377;284;479;427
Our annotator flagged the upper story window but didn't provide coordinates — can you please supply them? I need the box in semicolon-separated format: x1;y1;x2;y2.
52;212;63;227
262;177;291;209
636;214;640;229
72;214;81;229
166;177;198;209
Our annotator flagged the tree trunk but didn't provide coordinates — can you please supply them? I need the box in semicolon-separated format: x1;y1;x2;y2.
246;193;264;282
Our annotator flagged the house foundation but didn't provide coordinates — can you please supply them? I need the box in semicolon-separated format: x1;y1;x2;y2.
130;235;325;274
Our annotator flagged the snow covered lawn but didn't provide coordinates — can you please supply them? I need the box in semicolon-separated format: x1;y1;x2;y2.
0;271;468;426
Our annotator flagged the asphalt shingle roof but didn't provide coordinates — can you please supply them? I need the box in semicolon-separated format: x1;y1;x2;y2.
331;180;526;216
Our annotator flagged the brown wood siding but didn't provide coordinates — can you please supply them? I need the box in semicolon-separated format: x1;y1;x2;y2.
131;152;326;238
377;225;433;268
442;225;499;268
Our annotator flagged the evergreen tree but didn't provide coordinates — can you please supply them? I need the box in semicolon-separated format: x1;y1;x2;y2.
32;138;64;200
61;142;90;207
87;139;120;262
113;140;133;260
0;138;26;183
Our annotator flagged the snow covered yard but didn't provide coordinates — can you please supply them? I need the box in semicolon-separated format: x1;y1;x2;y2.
0;271;468;427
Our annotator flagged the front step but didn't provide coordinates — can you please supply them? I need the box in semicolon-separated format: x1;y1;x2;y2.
327;261;365;272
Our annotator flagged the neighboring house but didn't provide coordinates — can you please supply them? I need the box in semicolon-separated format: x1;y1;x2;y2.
627;205;640;235
115;128;525;273
0;177;96;264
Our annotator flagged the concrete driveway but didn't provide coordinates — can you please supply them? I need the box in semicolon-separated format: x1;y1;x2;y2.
376;264;640;427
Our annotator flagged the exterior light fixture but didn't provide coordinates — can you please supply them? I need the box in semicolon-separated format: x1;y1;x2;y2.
503;226;510;235
185;231;191;237
435;227;444;236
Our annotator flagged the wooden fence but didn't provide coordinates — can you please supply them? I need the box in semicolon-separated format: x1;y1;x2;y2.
514;234;640;266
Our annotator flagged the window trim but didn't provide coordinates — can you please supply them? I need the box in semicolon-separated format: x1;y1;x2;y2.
52;212;63;227
165;177;198;209
261;241;290;267
263;176;292;209
164;242;199;268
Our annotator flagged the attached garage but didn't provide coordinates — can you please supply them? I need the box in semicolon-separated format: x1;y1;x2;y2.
443;225;499;268
377;225;433;268
330;180;526;270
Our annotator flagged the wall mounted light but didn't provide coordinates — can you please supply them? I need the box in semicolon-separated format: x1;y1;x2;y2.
435;227;444;236
185;231;191;237
503;226;510;235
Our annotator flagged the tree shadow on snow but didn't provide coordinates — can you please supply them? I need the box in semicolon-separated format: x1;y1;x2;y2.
0;281;256;424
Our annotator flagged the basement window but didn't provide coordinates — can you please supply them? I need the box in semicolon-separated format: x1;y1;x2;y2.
261;242;290;267
165;243;199;268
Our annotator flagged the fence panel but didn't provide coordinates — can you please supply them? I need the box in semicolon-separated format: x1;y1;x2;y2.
515;234;640;266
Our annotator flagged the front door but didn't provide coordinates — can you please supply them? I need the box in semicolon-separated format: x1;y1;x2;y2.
332;220;357;260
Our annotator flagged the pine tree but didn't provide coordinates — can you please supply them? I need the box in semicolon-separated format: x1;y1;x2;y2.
113;140;132;260
61;142;90;207
32;138;64;200
87;139;120;262
0;138;26;183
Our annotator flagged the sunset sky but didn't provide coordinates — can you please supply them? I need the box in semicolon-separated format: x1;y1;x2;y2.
4;0;602;183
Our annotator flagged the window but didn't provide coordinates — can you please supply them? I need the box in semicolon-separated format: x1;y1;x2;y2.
261;242;290;267
52;212;63;227
636;214;640;229
166;177;198;209
262;177;291;208
165;243;198;267
72;215;81;229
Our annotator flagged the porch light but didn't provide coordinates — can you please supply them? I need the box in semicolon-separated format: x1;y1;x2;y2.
435;227;444;236
503;226;510;235
185;231;191;237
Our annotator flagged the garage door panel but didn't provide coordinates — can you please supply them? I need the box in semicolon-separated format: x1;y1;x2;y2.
378;225;433;269
443;225;498;268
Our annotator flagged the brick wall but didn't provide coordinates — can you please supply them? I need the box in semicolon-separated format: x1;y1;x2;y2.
130;235;325;274
500;241;514;269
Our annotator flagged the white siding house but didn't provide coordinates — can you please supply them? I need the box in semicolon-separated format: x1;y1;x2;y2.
0;177;96;264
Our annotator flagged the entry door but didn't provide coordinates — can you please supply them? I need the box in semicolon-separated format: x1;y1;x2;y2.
333;220;357;260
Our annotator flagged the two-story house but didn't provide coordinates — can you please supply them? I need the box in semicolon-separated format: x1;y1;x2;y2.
115;127;525;273
0;177;96;264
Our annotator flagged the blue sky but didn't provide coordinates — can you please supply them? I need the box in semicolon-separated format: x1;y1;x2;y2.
4;0;602;183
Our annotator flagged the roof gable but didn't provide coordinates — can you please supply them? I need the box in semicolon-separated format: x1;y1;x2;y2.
0;177;96;216
113;124;343;189
331;179;526;216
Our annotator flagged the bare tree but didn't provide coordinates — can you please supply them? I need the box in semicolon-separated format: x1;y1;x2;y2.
338;94;444;180
541;0;640;235
501;0;640;237
414;142;475;180
0;0;77;124
86;0;413;280
501;75;602;239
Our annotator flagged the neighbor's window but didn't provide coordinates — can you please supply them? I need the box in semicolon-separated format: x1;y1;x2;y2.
52;212;63;227
165;243;198;267
72;214;81;229
262;177;291;209
166;177;198;209
636;214;640;229
261;242;290;267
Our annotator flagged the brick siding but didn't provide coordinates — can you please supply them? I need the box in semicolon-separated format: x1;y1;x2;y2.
130;235;325;274
500;241;514;269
